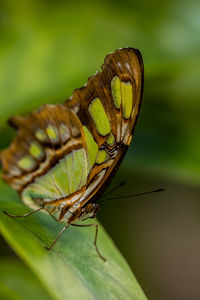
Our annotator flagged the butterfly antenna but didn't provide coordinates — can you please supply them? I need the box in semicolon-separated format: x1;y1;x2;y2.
99;188;164;203
100;181;126;200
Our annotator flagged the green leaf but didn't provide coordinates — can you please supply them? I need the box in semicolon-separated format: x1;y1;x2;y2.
0;179;147;300
0;257;52;300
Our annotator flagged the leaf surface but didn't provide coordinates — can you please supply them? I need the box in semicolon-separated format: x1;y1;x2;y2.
0;179;147;300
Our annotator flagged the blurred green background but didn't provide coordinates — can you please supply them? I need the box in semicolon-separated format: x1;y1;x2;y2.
0;0;200;299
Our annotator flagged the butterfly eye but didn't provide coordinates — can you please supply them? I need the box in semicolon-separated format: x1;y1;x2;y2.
85;203;94;213
93;203;101;216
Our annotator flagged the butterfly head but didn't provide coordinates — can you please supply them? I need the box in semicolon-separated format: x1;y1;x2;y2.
79;203;101;221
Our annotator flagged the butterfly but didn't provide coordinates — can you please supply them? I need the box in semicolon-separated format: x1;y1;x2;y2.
0;48;144;261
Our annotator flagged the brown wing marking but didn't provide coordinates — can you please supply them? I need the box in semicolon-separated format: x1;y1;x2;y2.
0;104;86;192
65;48;143;149
64;48;144;206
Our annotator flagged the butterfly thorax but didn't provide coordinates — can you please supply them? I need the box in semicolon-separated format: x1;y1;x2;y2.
39;186;101;223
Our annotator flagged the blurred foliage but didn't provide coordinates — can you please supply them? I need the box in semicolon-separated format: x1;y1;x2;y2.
0;0;200;185
0;258;51;300
0;0;200;299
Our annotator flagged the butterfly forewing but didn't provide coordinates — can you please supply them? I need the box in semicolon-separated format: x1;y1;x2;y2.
64;48;144;204
0;48;144;222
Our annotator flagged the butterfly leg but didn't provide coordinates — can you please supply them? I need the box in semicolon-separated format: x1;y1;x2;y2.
71;223;106;262
45;223;69;251
3;207;43;218
42;207;60;222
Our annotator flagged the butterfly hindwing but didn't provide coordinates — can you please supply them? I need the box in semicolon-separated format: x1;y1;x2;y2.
1;104;89;207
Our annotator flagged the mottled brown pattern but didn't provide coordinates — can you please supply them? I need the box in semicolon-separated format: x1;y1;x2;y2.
64;48;144;208
1;104;85;192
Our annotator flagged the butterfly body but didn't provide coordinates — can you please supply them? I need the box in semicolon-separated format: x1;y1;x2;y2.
1;48;143;257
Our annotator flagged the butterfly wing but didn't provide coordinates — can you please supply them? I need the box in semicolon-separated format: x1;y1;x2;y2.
0;48;143;220
1;104;90;211
64;47;144;203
